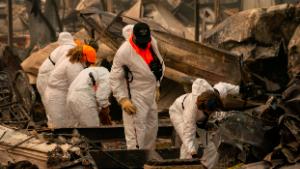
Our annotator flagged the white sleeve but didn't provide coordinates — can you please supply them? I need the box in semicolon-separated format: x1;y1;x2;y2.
95;68;111;108
213;82;239;98
181;98;198;155
67;63;83;85
109;46;130;102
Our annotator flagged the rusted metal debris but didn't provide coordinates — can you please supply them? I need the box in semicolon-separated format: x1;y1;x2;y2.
168;3;300;168
0;125;99;169
204;3;300;94
89;149;205;169
196;75;300;168
0;45;37;129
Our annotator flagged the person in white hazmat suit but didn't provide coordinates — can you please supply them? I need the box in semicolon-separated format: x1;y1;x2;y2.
44;45;97;128
67;66;111;127
110;22;165;150
36;32;76;103
169;78;239;168
122;24;134;40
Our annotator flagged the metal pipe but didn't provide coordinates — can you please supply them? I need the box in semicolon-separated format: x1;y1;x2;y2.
107;0;113;12
214;0;221;25
194;0;200;42
7;0;13;48
201;18;206;42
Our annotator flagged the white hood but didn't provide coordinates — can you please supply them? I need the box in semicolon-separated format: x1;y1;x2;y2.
122;24;134;40
191;78;213;96
57;32;75;46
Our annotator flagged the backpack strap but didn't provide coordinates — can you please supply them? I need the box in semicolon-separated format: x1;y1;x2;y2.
48;56;55;66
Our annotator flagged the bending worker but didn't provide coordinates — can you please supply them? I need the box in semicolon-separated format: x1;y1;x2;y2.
44;45;97;128
67;65;111;127
110;22;165;149
37;32;76;104
169;78;239;166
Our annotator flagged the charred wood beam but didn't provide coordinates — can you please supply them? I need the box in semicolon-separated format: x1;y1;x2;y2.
194;0;200;42
100;0;106;11
80;12;119;51
7;0;13;48
164;67;195;85
201;18;206;42
50;0;63;32
106;0;113;12
90;148;183;169
37;8;56;42
0;35;28;46
27;0;56;43
153;30;241;84
214;0;221;24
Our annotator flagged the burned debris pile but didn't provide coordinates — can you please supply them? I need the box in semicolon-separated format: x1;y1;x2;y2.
0;1;300;169
197;3;300;168
204;3;300;93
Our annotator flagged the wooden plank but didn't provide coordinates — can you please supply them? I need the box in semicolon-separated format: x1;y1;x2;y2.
0;145;48;169
153;30;241;84
164;67;195;85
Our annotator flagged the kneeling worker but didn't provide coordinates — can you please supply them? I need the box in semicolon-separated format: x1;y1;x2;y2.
67;64;111;127
169;78;239;165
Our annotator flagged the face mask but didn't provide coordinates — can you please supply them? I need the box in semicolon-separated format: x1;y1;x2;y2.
133;36;150;49
136;42;148;49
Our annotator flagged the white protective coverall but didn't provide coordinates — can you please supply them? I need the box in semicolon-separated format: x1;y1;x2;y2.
122;24;134;40
213;82;240;99
110;36;165;150
169;78;239;168
67;67;111;127
44;57;84;128
36;32;75;102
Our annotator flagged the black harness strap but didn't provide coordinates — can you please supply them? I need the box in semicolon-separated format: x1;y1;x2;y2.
48;55;55;66
88;72;96;86
123;65;133;99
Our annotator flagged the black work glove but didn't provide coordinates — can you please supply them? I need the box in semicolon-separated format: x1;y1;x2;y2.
191;147;203;159
149;59;163;81
196;118;208;129
196;121;207;129
239;82;254;96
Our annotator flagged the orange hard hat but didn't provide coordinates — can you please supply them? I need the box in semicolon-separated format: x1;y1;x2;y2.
82;45;96;64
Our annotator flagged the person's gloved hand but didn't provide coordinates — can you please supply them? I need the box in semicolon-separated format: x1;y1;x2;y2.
191;147;203;159
120;98;137;115
99;106;112;125
196;120;207;129
155;87;160;103
239;82;259;99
